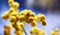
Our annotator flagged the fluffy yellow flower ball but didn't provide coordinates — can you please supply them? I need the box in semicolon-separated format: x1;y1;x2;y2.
2;11;10;20
41;20;46;26
10;16;17;22
18;15;25;21
14;30;23;35
9;7;15;13
40;31;45;35
50;31;55;35
37;14;46;22
4;25;12;35
8;0;14;7
28;17;35;22
30;21;36;27
30;27;42;35
4;25;12;30
19;22;25;28
13;2;19;10
55;28;59;33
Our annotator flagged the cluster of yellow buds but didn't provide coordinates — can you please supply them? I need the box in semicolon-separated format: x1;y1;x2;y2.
18;9;36;27
18;9;46;27
50;28;60;35
2;0;24;35
4;25;12;35
36;14;46;26
30;27;45;35
2;0;47;35
12;22;25;35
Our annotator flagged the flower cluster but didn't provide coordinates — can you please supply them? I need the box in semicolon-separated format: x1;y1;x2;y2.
4;25;12;35
2;0;46;35
50;28;60;35
30;27;45;35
